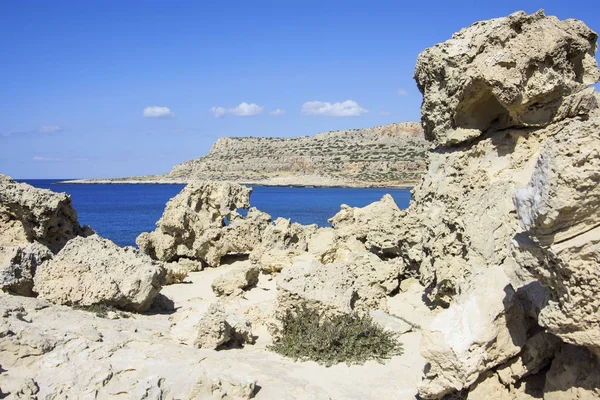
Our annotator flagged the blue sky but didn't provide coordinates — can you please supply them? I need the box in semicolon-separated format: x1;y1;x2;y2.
1;0;599;178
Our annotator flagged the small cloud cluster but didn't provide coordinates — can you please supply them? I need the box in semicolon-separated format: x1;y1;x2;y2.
32;156;88;162
1;125;64;137
396;89;408;96
301;100;368;117
270;108;286;116
38;125;63;133
210;102;264;118
143;106;175;119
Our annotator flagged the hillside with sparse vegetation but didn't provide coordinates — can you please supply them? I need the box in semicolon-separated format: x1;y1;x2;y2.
66;122;428;187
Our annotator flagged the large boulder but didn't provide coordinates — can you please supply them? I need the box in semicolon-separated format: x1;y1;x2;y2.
328;194;405;259
0;175;92;296
170;303;254;349
211;265;260;297
34;235;165;312
250;217;318;265
0;175;91;252
137;181;271;267
415;10;599;146
276;252;403;317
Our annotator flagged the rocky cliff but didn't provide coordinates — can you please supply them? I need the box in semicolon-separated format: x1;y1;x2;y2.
67;122;428;187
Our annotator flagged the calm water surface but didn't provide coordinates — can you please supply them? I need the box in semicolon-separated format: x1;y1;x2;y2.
20;180;412;247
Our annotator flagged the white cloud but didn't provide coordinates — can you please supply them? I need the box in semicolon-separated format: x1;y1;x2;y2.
379;111;392;116
301;100;368;117
143;106;175;119
1;126;63;137
33;156;64;162
33;156;88;162
396;89;408;96
209;106;227;118
38;125;63;133
270;109;286;116
210;102;264;118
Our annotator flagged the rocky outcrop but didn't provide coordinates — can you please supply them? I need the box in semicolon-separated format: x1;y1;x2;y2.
513;115;600;351
0;175;91;253
170;303;255;349
415;10;599;146
0;295;260;399
0;175;92;296
34;235;165;312
212;265;260;297
328;194;405;259
419;268;528;398
402;9;600;399
250;218;318;271
137;181;270;267
276;252;403;317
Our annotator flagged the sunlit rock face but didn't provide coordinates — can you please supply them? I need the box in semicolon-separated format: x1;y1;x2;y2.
415;10;599;147
404;9;600;399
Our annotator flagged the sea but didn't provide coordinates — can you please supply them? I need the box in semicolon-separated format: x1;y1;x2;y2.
20;180;412;248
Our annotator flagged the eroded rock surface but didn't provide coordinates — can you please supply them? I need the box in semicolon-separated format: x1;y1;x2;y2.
137;181;271;267
0;175;92;296
407;9;600;399
513;114;600;350
276;252;403;317
212;265;260;297
34;235;165;312
0;242;52;296
0;175;91;252
415;10;599;146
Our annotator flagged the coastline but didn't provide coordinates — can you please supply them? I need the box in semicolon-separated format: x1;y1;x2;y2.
56;178;417;190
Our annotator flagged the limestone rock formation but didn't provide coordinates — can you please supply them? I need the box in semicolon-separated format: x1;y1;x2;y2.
513;114;600;350
276;252;403;317
0;295;260;399
415;10;599;146
34;235;165;312
418;268;528;398
0;174;91;253
250;217;317;270
543;343;600;399
212;265;260;297
171;303;254;349
405;9;600;399
328;194;405;259
0;242;52;296
137;181;270;267
0;175;92;296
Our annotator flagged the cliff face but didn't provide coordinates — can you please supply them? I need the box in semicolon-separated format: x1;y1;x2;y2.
167;122;427;187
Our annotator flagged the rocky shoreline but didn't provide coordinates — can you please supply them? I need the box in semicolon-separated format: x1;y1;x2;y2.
2;10;600;400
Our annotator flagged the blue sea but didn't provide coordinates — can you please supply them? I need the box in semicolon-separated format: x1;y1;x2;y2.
20;180;412;247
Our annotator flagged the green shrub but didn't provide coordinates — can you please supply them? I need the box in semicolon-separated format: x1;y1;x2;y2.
270;306;403;366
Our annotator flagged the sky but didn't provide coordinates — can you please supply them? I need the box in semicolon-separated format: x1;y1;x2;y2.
1;0;599;179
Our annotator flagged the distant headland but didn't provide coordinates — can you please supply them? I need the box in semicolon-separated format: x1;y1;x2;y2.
61;122;428;188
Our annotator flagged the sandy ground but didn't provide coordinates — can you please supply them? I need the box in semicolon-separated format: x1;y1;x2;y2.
160;261;435;399
1;260;435;399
